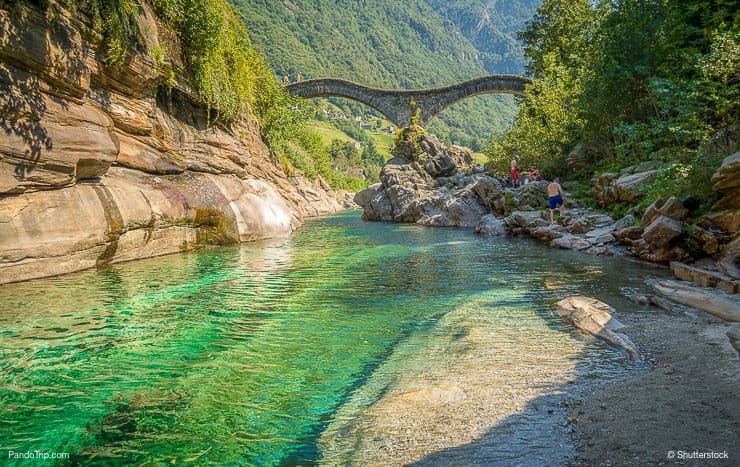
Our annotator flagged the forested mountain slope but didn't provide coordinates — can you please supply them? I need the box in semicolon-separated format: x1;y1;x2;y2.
229;0;540;148
423;0;541;74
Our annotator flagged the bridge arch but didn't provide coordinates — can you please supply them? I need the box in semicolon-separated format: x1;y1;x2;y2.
284;75;532;127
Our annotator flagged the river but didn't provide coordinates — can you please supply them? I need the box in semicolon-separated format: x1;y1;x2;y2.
0;210;668;465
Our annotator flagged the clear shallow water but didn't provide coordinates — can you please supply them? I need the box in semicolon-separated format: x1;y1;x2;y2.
0;211;666;465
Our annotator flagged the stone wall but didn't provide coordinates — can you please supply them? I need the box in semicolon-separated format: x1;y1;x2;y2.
0;1;343;285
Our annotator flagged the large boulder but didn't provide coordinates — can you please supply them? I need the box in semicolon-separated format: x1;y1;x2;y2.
355;132;494;228
670;261;739;293
682;223;720;256
556;296;640;361
652;280;740;322
474;214;506;237
592;172;618;207
593;167;659;207
438;195;488;227
379;157;431;188
530;225;565;242
404;133;458;178
613;170;659;202
614;226;644;242
354;157;489;227
659;196;689;221
362;187;394;221
447;145;475;172
510;180;548;210
642;197;666;226
550;234;593;251
705;151;740;234
354;183;382;207
386;184;429;222
504;210;548;231
467;174;505;213
585;226;616;245
642;215;682;249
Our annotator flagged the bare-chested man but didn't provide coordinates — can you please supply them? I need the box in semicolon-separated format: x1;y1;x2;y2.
547;178;566;223
511;157;520;187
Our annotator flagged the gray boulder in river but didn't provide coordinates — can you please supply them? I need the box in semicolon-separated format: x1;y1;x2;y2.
354;129;489;227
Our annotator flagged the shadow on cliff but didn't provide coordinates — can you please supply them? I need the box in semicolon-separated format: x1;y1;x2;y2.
0;2;84;180
0;62;52;179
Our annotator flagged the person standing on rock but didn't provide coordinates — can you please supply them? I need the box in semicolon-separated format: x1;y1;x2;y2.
511;157;520;187
547;178;566;224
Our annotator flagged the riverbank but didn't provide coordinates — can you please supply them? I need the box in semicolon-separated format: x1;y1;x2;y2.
351;133;739;464
570;299;739;465
0;2;352;285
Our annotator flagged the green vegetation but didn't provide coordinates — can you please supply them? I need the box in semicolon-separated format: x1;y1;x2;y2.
61;0;269;122
423;0;541;75
486;0;738;208
228;0;534;150
322;120;387;183
72;0;541;189
150;0;268;121
56;0;372;190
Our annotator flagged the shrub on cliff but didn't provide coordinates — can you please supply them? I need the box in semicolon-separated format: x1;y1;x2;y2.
46;0;364;190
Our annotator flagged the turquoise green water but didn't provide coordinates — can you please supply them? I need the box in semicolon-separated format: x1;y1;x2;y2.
0;211;665;465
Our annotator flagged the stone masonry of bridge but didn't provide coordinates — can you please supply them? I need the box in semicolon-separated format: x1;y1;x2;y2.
284;75;532;127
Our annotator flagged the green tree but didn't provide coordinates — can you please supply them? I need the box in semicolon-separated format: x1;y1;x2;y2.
485;0;594;176
518;0;595;77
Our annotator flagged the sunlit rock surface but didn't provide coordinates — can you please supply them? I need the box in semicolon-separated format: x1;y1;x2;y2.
0;2;342;284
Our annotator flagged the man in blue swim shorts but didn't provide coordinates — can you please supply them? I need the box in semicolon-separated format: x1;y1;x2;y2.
547;178;566;224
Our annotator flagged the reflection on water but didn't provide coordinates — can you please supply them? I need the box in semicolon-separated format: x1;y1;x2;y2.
0;211;667;465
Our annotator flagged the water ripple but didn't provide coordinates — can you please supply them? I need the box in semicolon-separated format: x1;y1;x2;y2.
0;212;668;465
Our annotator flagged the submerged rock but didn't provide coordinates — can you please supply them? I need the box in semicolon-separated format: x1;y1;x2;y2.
556;296;640;361
392;384;467;405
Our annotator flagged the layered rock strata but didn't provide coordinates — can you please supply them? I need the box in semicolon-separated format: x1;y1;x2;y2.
0;2;343;285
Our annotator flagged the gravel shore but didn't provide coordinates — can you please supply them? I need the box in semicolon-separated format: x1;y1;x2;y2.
570;304;739;466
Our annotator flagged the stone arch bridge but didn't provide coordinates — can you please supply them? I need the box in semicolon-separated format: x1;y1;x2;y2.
284;75;532;127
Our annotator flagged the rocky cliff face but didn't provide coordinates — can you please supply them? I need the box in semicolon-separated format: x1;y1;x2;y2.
0;2;343;285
